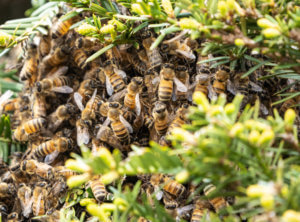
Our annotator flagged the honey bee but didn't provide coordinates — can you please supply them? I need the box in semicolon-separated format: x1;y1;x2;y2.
96;124;123;151
23;117;47;135
38;35;51;59
41;46;69;69
0;182;14;198
193;74;210;97
17;183;33;218
174;65;189;101
89;175;107;202
51;16;75;39
19;43;38;81
32;182;48;216
55;166;78;179
76;119;90;146
141;30;162;70
72;48;88;70
163;192;179;209
13;125;28;142
191;200;210;222
33;137;73;159
124;77;143;116
144;113;154;129
203;184;228;213
126;47;148;75
47;103;76;132
196;54;213;76
152;102;169;136
20;159;54;180
105;102;133;145
7;212;19;222
2;94;29;113
35;75;73;94
163;176;186;200
161;38;196;63
211;69;230;99
32;93;47;118
103;60;126;96
76;79;101;103
156;63;187;102
166;103;189;136
75;36;101;51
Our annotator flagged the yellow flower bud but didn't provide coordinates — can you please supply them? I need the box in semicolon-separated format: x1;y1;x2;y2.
101;203;117;212
282;210;300;222
65;159;91;173
218;1;228;18
262;28;281;38
249;130;260;145
224;103;236;115
100;24;115;34
67;173;91;188
193;91;210;111
284;109;296;127
230;123;244;137
114;197;128;211
76;23;97;35
96;148;116;169
246;184;264;197
108;19;126;31
233;1;245;16
258;129;274;147
162;0;174;17
86;203;110;222
257;18;279;29
179;18;200;30
131;3;146;15
281;185;289;198
260;194;274;211
175;170;189;184
100;171;119;185
171;127;197;145
80;198;97;206
0;31;12;47
235;38;245;46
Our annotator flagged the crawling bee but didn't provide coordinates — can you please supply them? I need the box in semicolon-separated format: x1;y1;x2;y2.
124;77;143;116
20;159;54;180
35;75;73;94
23;117;47;135
38;35;51;59
17;183;33;218
211;69;230;99
126;47;148;75
96;124;123;151
72;48;88;70
141;29;162;70
174;65;189;101
204;184;228;213
89;175;107;202
156;63;187;102
166;103;189;136
32;93;47;118
32;182;48;216
40;46;69;70
19;43;38;81
152;102;169;136
191;200;211;222
51;16;76;39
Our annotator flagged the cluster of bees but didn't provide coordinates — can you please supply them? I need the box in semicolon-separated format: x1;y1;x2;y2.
0;7;298;221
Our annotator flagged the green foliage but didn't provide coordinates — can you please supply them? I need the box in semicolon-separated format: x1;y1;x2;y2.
66;93;300;220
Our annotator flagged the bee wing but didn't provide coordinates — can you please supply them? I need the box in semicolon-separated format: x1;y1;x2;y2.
52;86;74;94
249;81;263;92
208;84;217;100
23;195;33;218
52;66;69;77
103;117;111;127
74;92;84;111
260;103;269;115
114;68;126;79
227;80;237;95
135;93;141;116
0;90;13;109
172;83;177;101
90;88;98;105
119;115;133;134
96;123;110;140
44;151;59;164
108;88;127;102
77;125;90;146
174;77;187;92
176;204;194;217
106;75;114;96
175;49;196;60
154;187;163;200
35;193;43;216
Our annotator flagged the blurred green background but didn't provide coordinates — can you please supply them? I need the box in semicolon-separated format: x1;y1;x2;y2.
0;0;31;24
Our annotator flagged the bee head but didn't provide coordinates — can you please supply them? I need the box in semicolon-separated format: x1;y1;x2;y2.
83;119;92;127
154;102;166;113
40;118;47;128
176;65;187;72
141;29;152;39
109;102;120;109
132;77;143;86
20;160;27;172
8;212;18;219
163;63;174;69
160;43;169;52
182;103;189;109
36;82;42;92
103;60;112;67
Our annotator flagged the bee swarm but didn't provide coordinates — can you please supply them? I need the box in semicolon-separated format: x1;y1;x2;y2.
0;11;297;222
